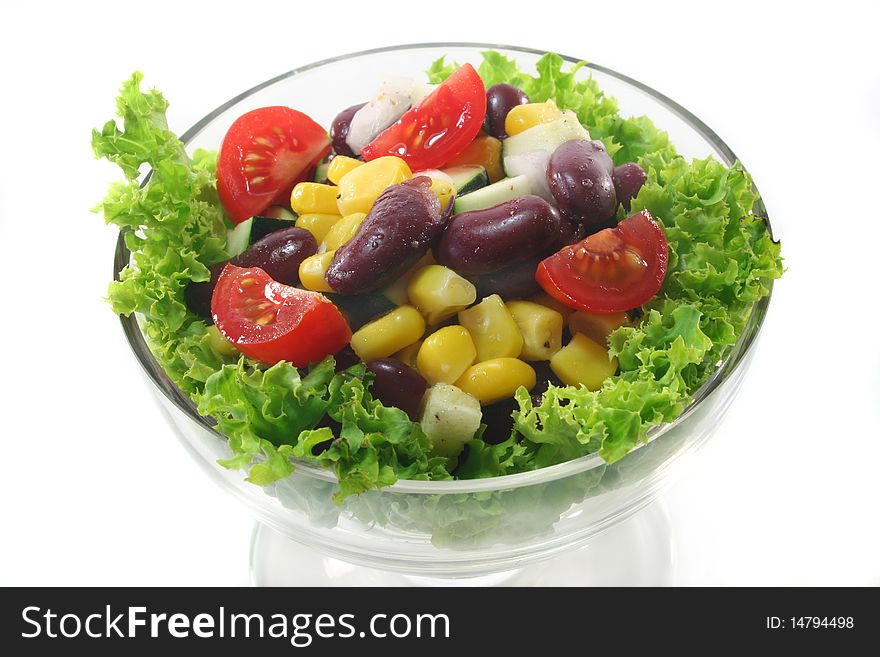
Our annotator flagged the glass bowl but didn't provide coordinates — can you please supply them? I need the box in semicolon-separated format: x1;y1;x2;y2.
115;43;773;585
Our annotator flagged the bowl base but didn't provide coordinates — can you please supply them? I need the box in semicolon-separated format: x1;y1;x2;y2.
249;499;675;586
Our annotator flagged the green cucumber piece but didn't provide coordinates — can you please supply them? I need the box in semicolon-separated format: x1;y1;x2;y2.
452;175;532;214
225;215;298;257
262;205;297;221
441;165;489;195
225;218;254;257
313;161;331;182
501;110;589;162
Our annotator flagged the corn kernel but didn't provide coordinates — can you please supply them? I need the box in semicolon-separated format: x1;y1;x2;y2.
206;324;238;358
529;291;575;320
407;265;477;325
320;212;366;252
298;251;335;292
506;301;563;361
567;311;629;347
350;305;426;362
381;253;434;306
392;340;423;369
295;213;341;243
327;155;363;184
550;333;618;390
504;100;564;137
336;156;412;215
290;182;340;215
417;326;478;385
428;178;455;213
458;294;523;361
455;358;536;405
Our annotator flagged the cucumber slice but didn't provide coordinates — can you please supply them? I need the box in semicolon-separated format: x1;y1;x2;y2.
452;175;532;214
501;110;589;161
225;215;297;257
441;165;489;195
312;161;331;182
262;205;298;221
225;218;254;257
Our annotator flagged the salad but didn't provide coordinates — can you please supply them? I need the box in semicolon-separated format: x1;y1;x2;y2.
94;52;782;501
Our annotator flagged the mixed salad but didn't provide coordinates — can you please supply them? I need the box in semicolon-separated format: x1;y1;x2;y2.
94;52;782;501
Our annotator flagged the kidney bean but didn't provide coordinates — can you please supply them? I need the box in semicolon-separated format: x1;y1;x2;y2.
434;195;563;276
366;358;428;419
330;102;366;158
548;140;617;233
326;177;446;295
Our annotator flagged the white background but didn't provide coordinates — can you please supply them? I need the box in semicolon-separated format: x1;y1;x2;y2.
1;0;878;586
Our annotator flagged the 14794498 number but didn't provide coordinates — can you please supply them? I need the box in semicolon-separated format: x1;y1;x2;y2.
766;617;855;629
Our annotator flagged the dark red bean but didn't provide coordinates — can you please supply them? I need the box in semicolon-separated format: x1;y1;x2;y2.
612;162;648;210
327;293;396;330
548;140;617;233
434;195;563;276
185;227;317;318
235;227;317;286
366;359;428;420
330;103;366;158
473;257;542;300
326;178;447;294
333;345;360;372
484;84;529;139
480;397;518;445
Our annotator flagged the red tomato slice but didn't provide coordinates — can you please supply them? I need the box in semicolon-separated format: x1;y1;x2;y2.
536;210;668;313
360;64;486;170
217;107;330;224
211;264;351;366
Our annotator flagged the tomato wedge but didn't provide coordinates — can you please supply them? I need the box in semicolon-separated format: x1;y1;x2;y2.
217;107;330;224
211;264;351;366
360;64;486;170
536;210;668;313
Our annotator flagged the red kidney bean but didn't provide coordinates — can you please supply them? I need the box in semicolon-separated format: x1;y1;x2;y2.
330;102;366;158
484;84;529;139
473;257;542;300
612;162;647;210
185;227;317;318
434;195;563;276
326;177;446;294
548;140;617;233
366;358;428;420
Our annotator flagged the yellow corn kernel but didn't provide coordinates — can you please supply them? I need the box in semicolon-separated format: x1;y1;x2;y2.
417;326;478;385
455;358;536;405
567;311;630;347
319;212;366;252
350;305;426;362
504;100;564;137
290;182;340;215
382;253;435;306
327;155;363;184
550;333;619;391
407;265;477;325
206;324;238;358
529;291;575;320
458;294;523;361
429;178;455;213
506;301;563;361
392;340;423;369
298;251;335;292
336;156;412;215
295;213;341;243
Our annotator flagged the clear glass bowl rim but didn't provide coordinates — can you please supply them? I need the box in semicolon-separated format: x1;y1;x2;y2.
114;41;774;495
